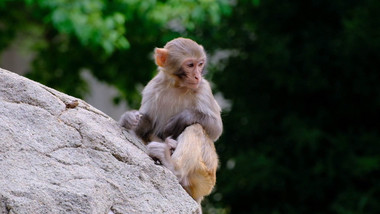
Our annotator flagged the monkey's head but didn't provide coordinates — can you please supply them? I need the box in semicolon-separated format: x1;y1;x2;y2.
154;38;207;90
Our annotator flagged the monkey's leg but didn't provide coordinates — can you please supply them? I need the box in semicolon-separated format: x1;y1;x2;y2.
171;124;218;203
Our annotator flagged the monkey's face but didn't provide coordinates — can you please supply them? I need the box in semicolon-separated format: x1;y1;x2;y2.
178;58;205;90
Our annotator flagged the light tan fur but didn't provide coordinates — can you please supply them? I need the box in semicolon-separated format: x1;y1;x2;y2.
173;124;218;203
147;124;218;204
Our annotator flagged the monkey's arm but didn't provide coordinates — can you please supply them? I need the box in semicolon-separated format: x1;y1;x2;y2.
161;109;222;141
134;114;155;143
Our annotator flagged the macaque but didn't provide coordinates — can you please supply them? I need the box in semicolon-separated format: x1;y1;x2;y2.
119;38;222;205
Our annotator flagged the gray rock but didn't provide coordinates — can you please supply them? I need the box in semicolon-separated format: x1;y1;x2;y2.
0;68;199;214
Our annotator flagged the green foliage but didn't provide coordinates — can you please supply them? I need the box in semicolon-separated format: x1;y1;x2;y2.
0;0;229;104
25;0;129;53
1;0;379;213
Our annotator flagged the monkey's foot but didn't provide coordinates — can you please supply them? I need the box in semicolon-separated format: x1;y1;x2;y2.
165;138;178;155
147;141;176;174
147;141;172;163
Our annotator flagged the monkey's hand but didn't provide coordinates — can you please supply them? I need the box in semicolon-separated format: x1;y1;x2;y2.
162;109;198;139
119;110;142;130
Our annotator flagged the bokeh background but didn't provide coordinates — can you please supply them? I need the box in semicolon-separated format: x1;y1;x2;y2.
1;0;379;213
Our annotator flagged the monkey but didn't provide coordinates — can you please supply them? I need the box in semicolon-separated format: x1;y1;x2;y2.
120;38;222;142
119;38;222;205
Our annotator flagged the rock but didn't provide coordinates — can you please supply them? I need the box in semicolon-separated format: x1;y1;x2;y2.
0;68;199;214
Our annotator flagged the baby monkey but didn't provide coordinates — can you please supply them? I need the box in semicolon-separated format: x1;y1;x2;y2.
120;38;222;205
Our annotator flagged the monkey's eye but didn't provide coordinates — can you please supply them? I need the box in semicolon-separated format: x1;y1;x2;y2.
187;63;194;68
199;62;204;67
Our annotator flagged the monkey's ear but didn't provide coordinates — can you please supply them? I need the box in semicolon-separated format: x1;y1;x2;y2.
155;48;168;67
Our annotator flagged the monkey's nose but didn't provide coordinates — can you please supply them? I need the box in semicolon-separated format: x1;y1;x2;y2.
194;70;201;80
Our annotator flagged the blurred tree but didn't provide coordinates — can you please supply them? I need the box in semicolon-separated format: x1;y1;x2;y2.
0;0;230;106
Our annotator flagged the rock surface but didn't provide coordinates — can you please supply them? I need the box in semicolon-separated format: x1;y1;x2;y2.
0;68;198;214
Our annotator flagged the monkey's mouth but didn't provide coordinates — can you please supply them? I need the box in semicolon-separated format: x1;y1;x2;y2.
186;82;200;89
